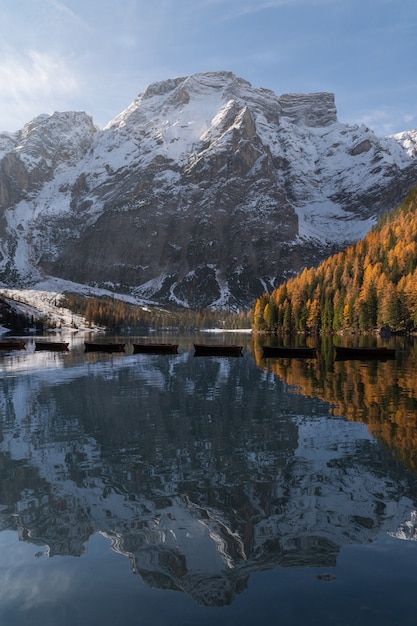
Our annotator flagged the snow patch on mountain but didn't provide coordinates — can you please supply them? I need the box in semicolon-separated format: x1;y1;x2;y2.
392;128;417;158
297;200;377;243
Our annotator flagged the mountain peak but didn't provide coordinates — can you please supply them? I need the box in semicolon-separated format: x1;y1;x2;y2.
142;76;186;99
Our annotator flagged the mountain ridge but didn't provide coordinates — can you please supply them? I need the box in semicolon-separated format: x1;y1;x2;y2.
1;71;417;309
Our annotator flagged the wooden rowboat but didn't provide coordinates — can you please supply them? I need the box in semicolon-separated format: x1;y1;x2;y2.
133;343;178;354
84;342;125;353
262;345;317;359
194;344;243;357
0;340;26;350
35;341;69;351
334;346;396;360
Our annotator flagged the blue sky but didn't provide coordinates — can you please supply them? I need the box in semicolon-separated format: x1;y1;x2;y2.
0;0;416;136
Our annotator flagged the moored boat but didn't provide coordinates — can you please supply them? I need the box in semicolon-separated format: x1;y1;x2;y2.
334;346;396;360
194;343;243;357
84;341;125;353
133;343;178;354
0;340;26;350
262;345;317;358
35;341;69;351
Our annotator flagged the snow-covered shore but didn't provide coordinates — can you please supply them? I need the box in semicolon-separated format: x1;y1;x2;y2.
0;287;90;333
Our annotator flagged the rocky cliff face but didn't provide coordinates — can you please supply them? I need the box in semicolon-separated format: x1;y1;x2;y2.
1;71;417;309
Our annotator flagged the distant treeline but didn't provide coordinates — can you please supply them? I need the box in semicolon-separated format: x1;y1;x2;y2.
62;293;251;330
253;186;417;334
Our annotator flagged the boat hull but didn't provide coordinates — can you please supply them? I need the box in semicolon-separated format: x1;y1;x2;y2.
35;341;69;352
334;346;396;360
0;340;26;350
262;346;317;358
193;344;243;357
84;342;125;353
133;343;178;354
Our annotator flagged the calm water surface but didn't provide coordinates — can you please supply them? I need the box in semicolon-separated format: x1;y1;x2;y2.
1;333;417;625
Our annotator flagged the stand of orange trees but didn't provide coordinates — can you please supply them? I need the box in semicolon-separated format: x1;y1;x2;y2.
252;186;417;334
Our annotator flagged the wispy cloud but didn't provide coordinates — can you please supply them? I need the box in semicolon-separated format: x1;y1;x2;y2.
0;50;79;99
355;108;417;136
197;0;331;19
0;50;80;130
47;0;93;32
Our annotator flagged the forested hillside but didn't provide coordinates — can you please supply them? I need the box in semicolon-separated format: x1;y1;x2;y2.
252;186;417;333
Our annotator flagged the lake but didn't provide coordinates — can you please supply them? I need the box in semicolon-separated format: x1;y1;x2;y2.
1;332;417;626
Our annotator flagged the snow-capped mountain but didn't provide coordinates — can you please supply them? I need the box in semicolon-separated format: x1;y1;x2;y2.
1;71;417;309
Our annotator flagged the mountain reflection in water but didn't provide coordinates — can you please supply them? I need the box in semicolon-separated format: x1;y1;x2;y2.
1;334;417;614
